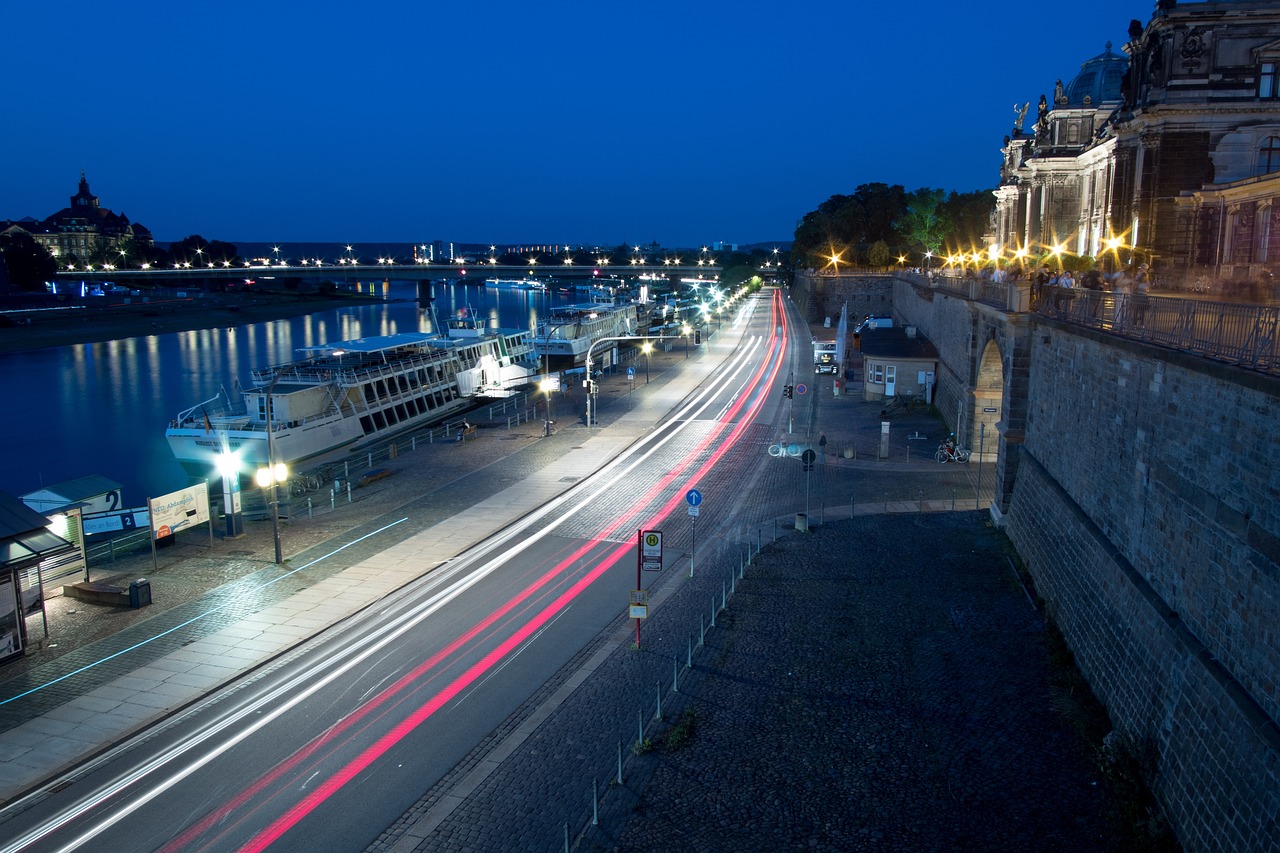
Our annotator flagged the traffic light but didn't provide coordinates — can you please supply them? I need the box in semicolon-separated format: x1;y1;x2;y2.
693;328;702;345
783;385;793;398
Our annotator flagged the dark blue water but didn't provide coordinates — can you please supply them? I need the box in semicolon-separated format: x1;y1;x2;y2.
0;280;578;508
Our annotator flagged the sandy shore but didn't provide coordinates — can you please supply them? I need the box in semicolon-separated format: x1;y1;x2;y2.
0;292;380;355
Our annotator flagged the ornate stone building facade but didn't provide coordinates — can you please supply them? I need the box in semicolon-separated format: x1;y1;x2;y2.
17;172;153;262
994;0;1280;288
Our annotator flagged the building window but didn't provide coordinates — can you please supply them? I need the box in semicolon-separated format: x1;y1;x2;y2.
871;364;884;385
1260;136;1280;175
1260;62;1279;99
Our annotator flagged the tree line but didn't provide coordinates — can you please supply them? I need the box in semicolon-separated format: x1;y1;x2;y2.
790;183;995;271
0;233;242;292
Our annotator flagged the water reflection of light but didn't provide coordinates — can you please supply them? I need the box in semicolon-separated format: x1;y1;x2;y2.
1;278;582;503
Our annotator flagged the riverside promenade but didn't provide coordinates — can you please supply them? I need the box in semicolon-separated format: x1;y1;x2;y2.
0;300;1126;851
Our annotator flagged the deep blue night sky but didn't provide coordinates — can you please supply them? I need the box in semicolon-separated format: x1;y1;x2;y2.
6;0;1146;247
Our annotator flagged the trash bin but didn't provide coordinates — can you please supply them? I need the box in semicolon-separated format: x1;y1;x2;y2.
128;578;152;608
795;513;809;533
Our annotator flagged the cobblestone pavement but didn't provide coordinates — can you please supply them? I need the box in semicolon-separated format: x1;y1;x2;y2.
595;514;1117;852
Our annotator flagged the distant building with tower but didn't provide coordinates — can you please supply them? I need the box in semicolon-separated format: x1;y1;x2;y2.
1;172;153;263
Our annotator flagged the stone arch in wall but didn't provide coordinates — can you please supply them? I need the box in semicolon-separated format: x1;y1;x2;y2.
971;335;1005;458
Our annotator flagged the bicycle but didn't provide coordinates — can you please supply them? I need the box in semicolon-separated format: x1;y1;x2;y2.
935;439;971;464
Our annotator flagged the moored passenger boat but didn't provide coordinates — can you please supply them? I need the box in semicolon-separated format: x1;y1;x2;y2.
165;322;536;478
484;278;547;291
533;298;642;368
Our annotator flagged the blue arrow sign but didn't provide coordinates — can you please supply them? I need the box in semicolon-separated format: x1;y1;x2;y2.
685;488;703;507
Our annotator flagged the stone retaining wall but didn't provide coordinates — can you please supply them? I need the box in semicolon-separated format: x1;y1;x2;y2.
1005;325;1280;852
892;272;1280;850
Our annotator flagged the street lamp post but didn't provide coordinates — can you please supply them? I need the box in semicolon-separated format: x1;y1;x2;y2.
255;368;290;564
540;376;555;437
585;334;665;430
215;451;244;537
642;340;652;384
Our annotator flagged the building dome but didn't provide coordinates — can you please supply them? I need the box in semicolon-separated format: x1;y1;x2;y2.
1065;42;1127;107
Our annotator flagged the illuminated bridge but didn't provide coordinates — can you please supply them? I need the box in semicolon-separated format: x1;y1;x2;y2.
54;262;727;286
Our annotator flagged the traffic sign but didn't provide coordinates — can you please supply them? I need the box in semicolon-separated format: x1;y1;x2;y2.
640;529;663;572
685;488;703;507
627;366;635;377
801;448;817;471
795;383;808;396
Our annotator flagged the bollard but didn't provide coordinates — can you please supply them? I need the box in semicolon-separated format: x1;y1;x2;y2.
710;596;716;627
411;436;416;451
593;779;599;826
722;581;727;610
656;683;662;720
330;489;335;509
368;452;373;468
688;634;693;668
699;614;705;646
617;740;624;785
346;482;352;503
307;497;313;518
673;656;679;692
638;709;644;748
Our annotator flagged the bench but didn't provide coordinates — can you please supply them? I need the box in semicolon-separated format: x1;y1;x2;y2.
64;578;152;608
356;467;394;488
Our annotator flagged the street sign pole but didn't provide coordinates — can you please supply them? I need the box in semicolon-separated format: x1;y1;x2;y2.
690;516;696;578
685;489;703;577
636;530;642;647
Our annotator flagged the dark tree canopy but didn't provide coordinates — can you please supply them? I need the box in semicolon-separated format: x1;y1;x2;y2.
0;231;57;291
792;183;995;269
169;235;241;266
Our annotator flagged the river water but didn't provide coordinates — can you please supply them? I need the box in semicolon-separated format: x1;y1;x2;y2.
0;279;580;507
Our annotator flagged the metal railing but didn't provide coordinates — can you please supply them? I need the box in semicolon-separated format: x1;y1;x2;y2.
1033;287;1280;375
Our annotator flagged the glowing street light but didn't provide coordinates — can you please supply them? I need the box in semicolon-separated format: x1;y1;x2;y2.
214;450;244;537
255;369;290;564
539;375;556;437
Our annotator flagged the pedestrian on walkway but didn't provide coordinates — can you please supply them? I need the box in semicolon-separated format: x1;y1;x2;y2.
819;432;827;456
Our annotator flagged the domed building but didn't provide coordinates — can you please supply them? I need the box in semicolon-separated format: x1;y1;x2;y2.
992;0;1280;286
29;172;153;264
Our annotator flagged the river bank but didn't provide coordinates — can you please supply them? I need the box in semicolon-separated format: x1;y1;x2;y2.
0;291;381;355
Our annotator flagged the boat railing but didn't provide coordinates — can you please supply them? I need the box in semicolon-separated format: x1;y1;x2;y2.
175;394;231;424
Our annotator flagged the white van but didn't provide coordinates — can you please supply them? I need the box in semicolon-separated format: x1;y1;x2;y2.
855;315;894;334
